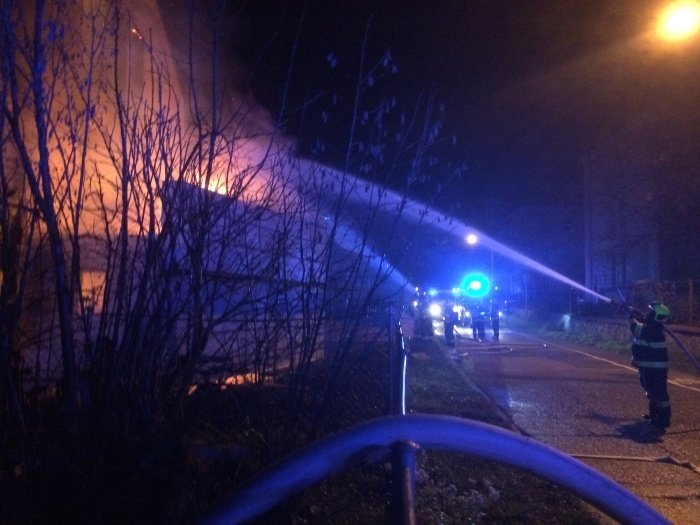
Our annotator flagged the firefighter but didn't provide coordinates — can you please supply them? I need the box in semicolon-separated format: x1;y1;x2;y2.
489;298;500;341
629;302;671;430
444;301;457;346
471;303;487;342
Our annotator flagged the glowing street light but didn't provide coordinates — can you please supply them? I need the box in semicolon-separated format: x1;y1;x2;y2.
657;1;700;41
465;231;495;283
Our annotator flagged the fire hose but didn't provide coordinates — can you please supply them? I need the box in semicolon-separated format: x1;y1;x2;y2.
572;453;700;476
662;324;700;373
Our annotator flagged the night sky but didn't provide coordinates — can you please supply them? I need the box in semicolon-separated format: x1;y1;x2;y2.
227;0;699;213
210;0;700;289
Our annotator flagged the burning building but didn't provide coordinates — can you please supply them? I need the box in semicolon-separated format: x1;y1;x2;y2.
1;0;414;411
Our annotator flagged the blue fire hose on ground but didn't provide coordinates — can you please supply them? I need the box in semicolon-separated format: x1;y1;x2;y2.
203;414;670;525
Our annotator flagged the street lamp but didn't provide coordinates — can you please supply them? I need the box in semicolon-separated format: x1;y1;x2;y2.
464;232;495;285
657;1;700;41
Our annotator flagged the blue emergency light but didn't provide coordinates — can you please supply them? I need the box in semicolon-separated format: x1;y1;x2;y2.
460;272;490;298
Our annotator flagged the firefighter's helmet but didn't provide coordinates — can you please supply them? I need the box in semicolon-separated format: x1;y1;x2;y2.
649;302;670;323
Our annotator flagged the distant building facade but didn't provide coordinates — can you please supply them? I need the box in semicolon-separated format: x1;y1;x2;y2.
583;140;661;295
583;121;700;315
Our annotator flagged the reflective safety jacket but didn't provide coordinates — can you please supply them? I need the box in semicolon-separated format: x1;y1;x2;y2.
630;317;668;368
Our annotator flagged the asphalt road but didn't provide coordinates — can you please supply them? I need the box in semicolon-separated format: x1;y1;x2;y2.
438;321;700;525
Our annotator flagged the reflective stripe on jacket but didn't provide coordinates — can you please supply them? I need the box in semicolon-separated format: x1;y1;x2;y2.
631;359;669;368
632;338;667;349
630;317;667;367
